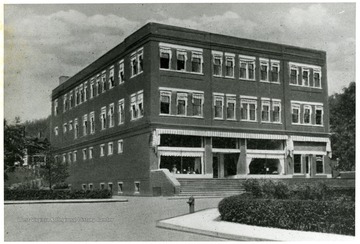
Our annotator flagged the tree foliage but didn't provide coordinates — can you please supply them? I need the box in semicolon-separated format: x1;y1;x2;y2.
4;118;27;181
23;116;50;139
329;82;355;171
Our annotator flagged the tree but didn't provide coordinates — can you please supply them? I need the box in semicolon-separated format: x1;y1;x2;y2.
40;144;69;189
4;118;27;181
23;116;50;139
329;82;355;171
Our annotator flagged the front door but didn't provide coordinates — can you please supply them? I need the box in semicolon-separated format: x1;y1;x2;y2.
212;155;219;178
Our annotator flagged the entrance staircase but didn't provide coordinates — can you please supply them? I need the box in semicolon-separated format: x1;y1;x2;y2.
177;178;245;197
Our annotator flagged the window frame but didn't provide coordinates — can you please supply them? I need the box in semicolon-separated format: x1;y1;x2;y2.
315;155;325;174
272;100;282;123
240;97;258;122
176;93;188;116
100;144;105;157
89;147;93;159
82;114;88;136
82;148;87;161
159;48;171;70
118;99;125;125
225;54;235;78
160;91;172;115
108;142;113;156
260;58;269;82
261;99;271;122
291;104;301;124
303;105;312;124
290;65;299;85
213;94;224;119
176;50;187;71
239;55;256;81
313;69;322;88
90;112;95;134
226;95;236;120
100;106;107;130
212;51;223;77
192;93;204;117
315;105;324;126
118;60;125;84
108;65;115;89
108;103;115;128
73;150;77;162
191;51;203;74
270;60;280;83
74;118;79;139
118;139;123;154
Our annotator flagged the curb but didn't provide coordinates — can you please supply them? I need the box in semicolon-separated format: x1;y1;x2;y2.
4;199;128;205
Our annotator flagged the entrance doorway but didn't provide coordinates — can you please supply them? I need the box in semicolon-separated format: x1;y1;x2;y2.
249;158;281;175
212;153;239;178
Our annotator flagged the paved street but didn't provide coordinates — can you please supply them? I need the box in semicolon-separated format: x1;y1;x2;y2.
4;196;226;241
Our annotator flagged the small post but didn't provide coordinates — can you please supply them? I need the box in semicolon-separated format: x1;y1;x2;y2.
187;196;195;213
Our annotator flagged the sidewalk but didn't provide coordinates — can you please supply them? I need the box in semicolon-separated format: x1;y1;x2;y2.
4;198;128;205
157;208;355;241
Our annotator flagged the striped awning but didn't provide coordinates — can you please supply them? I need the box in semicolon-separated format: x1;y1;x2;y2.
158;151;203;157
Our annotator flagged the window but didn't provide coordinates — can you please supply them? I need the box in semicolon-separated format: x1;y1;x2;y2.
225;54;235;78
75;87;79;106
108;182;113;192
82;184;87;191
134;181;140;193
213;95;224;119
294;155;302;174
118;60;124;84
74;119;79;139
261;99;270;122
108;142;113;156
79;84;84;103
212;52;222;77
314;69;321;88
160;91;171;115
270;60;280;83
90;112;95;134
89;147;93;159
118;182;123;193
100;144;105;157
69;120;73;131
100;106;106;130
316;155;324;174
82;114;88;136
130;90;144;120
239;55;255;80
177;93;187;116
118;99;125;125
131;54;137;77
226;95;236;120
177;51;186;71
130;48;143;77
101;71;107;93
315;106;323;125
54;126;59;136
302;68;310;86
138;48;143;74
192;93;204;117
191;52;203;73
260;59;269;81
67;152;72;164
69;91;74;109
63;123;67;133
292;104;300;124
88;183;93;191
272;100;281;123
90;78;95;99
82;148;87;160
54;99;58;115
63;95;67;113
118;139;123;154
160;48;171;69
84;81;88;102
62;154;66;163
96;75;101;95
109;65;115;89
73;151;77;162
290;66;298;84
108;103;115;128
303;105;312;124
241;98;257;121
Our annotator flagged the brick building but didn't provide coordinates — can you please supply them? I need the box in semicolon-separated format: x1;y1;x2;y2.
50;23;332;196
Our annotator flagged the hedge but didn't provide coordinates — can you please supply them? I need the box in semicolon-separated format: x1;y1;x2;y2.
4;189;112;200
218;195;355;236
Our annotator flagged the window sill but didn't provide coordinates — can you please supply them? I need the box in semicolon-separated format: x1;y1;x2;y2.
292;123;324;127
160;68;204;76
240;120;258;123
214;117;224;120
239;78;256;82
290;84;322;89
260;80;281;84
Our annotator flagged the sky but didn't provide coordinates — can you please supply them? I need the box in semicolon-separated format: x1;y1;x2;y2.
3;2;356;122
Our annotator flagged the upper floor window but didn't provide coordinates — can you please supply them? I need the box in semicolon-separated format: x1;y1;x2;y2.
131;48;144;77
74;118;79;139
75;87;79;106
118;99;125;125
69;90;74;109
192;93;204;117
290;66;298;85
63;123;67;133
73;151;77;162
240;97;257;121
118;60;124;84
191;52;203;73
226;95;236;120
239;55;255;80
160;91;171;115
160;48;171;70
54;126;59;136
225;54;235;78
260;59;269;81
212;51;223;77
108;142;113;156
291;104;301;124
289;62;322;88
118;139;124;154
89;147;93;159
177;93;187;116
302;68;310;87
82;148;87;161
177;50;187;71
108;103;115;128
54;99;59;116
90;78;95;99
83;114;88;136
96;74;101;95
100;106;106;130
83;81;88;102
303;105;312;124
213;94;224;119
63;95;67;113
101;71;107;93
315;106;323;125
69;120;73;131
79;84;84;104
261;99;270;122
314;69;322;88
270;60;280;83
67;152;72;164
90;112;95;134
109;66;115;89
100;144;105;157
62;154;66;164
130;90;144;120
272;100;281;123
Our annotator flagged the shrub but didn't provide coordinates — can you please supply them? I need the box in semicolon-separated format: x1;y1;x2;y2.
4;189;112;200
218;195;355;236
242;179;291;199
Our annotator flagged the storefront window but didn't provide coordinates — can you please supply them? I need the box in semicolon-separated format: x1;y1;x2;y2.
160;156;202;174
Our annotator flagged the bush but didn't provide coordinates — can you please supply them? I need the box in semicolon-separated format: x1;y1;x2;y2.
4;189;112;200
242;179;291;199
218;195;355;236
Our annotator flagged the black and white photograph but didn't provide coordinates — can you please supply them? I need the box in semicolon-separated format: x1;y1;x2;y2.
3;1;356;242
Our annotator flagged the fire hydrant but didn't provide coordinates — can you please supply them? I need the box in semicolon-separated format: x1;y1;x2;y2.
187;196;195;213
